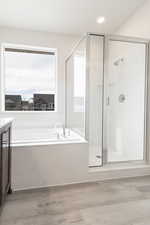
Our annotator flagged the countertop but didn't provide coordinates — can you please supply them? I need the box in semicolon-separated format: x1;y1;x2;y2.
0;118;13;130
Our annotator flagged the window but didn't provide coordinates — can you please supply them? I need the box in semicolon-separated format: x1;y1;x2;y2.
3;44;57;111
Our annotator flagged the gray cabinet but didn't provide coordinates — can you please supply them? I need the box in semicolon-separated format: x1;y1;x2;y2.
0;123;12;207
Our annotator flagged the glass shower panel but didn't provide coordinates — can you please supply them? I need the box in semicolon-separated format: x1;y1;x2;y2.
106;40;146;162
88;35;104;167
66;38;86;137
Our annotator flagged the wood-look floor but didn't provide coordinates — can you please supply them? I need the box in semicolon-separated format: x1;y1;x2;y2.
1;176;150;225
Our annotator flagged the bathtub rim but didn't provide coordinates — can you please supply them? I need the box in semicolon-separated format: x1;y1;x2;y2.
11;138;88;147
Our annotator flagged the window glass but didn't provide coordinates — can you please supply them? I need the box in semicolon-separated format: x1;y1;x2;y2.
4;47;56;111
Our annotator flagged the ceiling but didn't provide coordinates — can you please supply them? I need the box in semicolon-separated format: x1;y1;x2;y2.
0;0;147;35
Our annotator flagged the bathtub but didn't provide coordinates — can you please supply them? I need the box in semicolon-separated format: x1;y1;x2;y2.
11;127;88;190
12;128;86;147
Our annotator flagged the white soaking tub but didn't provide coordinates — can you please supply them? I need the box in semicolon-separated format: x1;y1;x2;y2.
11;127;88;190
12;128;86;147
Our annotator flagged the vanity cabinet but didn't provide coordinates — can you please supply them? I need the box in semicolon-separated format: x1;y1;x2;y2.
0;123;12;207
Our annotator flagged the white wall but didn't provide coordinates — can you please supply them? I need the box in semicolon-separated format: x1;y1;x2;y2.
116;0;150;38
0;27;79;130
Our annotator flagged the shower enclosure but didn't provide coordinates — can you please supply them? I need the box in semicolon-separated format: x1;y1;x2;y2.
65;33;149;167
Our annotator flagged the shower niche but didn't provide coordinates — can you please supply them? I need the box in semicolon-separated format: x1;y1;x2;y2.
65;34;149;167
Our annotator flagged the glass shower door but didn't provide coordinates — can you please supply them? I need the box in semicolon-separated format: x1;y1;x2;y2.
66;34;104;167
106;38;147;163
66;37;86;137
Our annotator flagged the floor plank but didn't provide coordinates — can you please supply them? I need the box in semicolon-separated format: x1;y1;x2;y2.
1;176;150;225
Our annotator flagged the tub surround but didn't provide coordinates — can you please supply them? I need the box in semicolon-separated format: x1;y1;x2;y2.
12;142;150;191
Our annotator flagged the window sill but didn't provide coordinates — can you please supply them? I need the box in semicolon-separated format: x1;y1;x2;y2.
0;110;58;113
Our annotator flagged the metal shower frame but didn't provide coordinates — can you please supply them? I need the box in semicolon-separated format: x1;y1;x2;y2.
65;32;150;167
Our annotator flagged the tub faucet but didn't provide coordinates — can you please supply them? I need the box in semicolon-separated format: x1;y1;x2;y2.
57;132;60;139
62;125;66;137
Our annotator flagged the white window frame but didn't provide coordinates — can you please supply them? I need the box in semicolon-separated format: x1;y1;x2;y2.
0;43;58;113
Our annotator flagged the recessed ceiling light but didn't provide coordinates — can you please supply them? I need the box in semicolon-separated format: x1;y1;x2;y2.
96;16;105;24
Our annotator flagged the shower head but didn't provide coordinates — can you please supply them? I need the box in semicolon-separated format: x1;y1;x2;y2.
113;57;124;66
